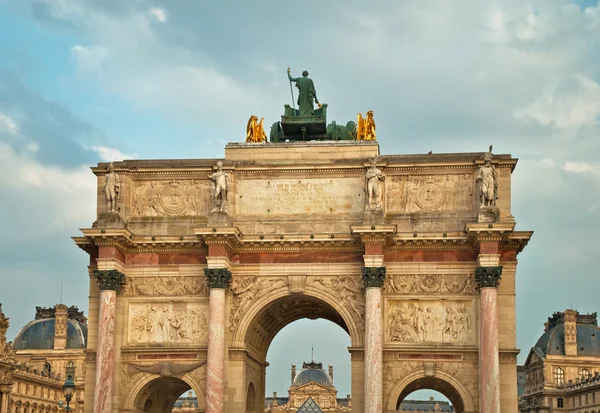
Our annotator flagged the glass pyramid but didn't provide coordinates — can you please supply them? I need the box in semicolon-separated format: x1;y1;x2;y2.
297;397;323;413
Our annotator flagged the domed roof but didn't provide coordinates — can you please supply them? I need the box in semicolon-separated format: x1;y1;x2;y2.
534;311;600;357
14;318;87;350
293;362;332;387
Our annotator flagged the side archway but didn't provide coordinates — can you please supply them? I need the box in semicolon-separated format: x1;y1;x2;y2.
120;369;205;413
246;382;257;413
386;369;476;413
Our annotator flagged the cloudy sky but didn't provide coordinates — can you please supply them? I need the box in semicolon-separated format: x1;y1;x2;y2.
1;0;599;401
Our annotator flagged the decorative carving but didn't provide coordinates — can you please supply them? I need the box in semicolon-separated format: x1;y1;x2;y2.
127;361;205;377
94;269;126;292
386;273;476;296
246;116;267;143
229;276;284;331
128;302;208;345
0;304;16;362
287;275;307;294
365;160;385;210
386;174;473;213
210;161;229;213
357;111;376;141
362;267;386;288
204;268;232;289
476;145;498;207
474;266;502;288
124;276;207;297
104;162;121;213
313;276;365;324
131;180;212;217
387;300;474;344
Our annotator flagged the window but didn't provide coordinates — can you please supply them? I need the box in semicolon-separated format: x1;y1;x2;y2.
43;362;51;376
581;368;591;379
557;398;564;408
65;361;75;380
555;367;565;386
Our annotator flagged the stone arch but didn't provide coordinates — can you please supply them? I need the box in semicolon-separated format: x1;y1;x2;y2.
246;382;257;413
232;283;363;352
386;369;476;413
120;369;206;412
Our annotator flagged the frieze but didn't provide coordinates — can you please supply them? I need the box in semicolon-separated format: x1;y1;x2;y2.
386;174;473;213
127;302;208;345
229;276;284;332
136;353;201;360
387;300;474;344
499;352;518;363
124;276;208;297
386;273;477;296
130;180;212;217
235;177;364;216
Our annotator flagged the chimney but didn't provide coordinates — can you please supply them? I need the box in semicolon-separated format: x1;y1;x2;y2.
291;364;296;384
329;364;334;383
564;309;578;356
54;304;68;350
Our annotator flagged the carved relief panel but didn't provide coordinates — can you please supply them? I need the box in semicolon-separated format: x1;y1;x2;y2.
386;273;477;296
124;276;208;297
386;174;474;213
129;180;213;217
386;300;475;345
235;178;364;216
126;301;208;345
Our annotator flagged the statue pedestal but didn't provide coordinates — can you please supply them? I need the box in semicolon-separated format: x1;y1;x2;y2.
363;209;385;226
93;212;126;229
478;207;500;224
208;211;233;227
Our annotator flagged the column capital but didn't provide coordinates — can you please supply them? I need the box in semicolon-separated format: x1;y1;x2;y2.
204;268;232;289
94;269;126;292
474;266;503;289
362;266;386;288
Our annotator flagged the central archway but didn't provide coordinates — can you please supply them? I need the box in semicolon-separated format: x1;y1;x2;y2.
134;377;191;413
230;283;364;413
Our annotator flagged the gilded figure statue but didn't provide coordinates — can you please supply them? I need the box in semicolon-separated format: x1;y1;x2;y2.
476;145;498;207
104;162;121;213
210;161;229;213
357;110;376;141
287;68;320;116
365;159;385;210
246;115;267;143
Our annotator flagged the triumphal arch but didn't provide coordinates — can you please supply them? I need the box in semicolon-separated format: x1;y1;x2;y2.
74;72;532;413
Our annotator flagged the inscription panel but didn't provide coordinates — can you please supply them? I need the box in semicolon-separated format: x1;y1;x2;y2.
235;178;364;215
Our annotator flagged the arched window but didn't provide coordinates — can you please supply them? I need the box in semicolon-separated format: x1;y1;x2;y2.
65;361;75;380
557;397;564;408
554;367;565;386
43;362;51;376
581;368;591;379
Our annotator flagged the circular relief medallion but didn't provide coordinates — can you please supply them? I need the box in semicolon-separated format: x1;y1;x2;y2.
419;274;442;293
159;185;187;215
415;182;444;211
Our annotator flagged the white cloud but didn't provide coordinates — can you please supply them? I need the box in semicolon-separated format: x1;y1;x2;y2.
71;45;110;74
563;161;600;178
0;143;96;230
0;112;19;135
515;75;600;129
88;145;136;162
149;7;167;23
25;142;39;152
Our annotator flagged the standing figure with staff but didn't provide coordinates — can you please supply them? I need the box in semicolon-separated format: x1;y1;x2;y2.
287;68;321;116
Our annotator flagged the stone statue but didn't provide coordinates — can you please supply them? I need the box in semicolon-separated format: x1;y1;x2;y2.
210;161;229;213
476;145;498;207
365;160;385;210
357;110;376;141
287;68;320;116
246;115;267;143
103;162;121;213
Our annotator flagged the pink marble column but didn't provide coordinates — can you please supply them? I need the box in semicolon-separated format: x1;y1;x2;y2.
93;269;125;413
475;266;502;413
204;268;232;413
94;290;116;413
362;267;385;413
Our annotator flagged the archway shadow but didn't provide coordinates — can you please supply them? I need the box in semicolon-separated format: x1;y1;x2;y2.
134;377;191;413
